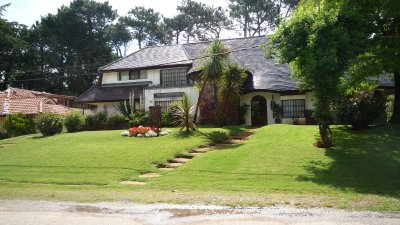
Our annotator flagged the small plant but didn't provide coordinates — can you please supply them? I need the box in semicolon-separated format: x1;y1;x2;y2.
128;111;152;127
161;111;172;127
272;104;283;123
35;112;64;136
114;91;136;117
4;113;35;137
64;112;85;132
170;94;196;132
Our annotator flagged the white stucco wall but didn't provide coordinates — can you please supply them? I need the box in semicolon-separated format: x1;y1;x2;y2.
240;91;316;126
240;92;276;126
89;102;121;115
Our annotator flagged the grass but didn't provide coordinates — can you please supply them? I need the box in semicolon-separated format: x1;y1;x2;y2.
0;127;234;185
0;125;399;211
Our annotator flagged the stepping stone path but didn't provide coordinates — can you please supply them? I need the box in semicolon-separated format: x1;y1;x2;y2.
139;173;162;178
119;180;146;185
121;129;255;185
167;162;184;168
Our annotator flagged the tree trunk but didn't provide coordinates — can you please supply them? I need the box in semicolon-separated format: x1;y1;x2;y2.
390;70;400;123
193;79;207;124
176;32;180;44
317;100;333;148
319;123;332;147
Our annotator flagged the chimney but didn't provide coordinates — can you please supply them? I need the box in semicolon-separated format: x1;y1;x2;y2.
2;87;11;115
38;100;43;113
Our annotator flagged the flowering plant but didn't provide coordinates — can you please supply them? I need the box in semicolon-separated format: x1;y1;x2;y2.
128;125;161;137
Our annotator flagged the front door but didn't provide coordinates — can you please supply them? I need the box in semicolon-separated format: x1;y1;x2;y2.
251;96;268;126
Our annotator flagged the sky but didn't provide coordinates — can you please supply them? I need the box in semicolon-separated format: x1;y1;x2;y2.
2;0;229;25
2;0;235;52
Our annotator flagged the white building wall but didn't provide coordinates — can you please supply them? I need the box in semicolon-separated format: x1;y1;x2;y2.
240;92;276;126
240;91;316;126
89;102;121;115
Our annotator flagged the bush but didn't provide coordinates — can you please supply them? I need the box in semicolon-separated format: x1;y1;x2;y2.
64;112;85;132
0;132;9;140
84;111;108;130
35;112;64;136
128;111;152;127
107;113;127;128
334;93;386;129
161;111;173;127
4;113;35;137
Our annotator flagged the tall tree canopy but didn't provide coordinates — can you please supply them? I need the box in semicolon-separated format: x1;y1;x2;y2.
334;0;400;123
35;0;117;95
175;0;232;43
0;3;31;90
121;6;167;49
105;21;131;58
228;0;298;37
267;0;368;147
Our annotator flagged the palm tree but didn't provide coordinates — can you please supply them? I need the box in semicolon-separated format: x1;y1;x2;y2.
217;63;247;126
170;94;196;132
193;40;230;124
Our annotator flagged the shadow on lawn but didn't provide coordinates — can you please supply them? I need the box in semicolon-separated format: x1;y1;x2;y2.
298;125;400;198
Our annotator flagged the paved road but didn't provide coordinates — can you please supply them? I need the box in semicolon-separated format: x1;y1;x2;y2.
0;200;399;225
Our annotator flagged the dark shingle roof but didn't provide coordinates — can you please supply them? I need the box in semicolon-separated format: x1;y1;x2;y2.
91;36;394;101
99;45;191;72
183;37;297;92
77;85;146;102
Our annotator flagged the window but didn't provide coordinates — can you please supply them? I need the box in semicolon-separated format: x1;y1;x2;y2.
129;71;140;80
118;71;129;81
154;92;184;112
155;100;176;113
160;68;189;86
118;70;147;81
282;99;305;118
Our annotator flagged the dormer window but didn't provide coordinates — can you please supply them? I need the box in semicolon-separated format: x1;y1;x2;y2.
118;70;147;81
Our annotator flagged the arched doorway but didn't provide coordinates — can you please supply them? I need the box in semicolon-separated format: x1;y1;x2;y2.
251;95;268;126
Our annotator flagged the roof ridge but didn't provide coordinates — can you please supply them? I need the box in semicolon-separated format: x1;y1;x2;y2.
182;36;267;46
99;47;147;71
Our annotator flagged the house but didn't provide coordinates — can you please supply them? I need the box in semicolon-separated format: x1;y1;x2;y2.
77;36;394;126
0;88;76;131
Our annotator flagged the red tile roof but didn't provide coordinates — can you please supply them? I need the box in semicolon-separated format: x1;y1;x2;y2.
0;88;73;116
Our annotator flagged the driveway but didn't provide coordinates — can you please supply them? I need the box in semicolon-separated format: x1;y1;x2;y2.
0;200;399;225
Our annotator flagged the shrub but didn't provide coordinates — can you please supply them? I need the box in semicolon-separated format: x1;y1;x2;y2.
0;132;9;140
64;112;85;132
334;93;386;129
35;112;64;136
84;111;108;130
128;111;152;127
161;111;172;127
4;113;35;137
107;113;127;128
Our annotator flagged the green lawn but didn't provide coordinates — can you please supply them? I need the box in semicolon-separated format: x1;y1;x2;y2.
0;125;399;211
0;127;234;185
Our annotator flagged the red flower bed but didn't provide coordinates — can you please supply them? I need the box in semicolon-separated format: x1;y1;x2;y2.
128;126;161;137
